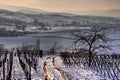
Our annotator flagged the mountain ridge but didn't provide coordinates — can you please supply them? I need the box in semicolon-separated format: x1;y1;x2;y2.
0;4;48;14
0;4;120;17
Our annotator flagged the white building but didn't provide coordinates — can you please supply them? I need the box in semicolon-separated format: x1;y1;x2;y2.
25;26;42;32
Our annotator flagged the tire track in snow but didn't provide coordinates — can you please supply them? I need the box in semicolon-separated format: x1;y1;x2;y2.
43;59;55;80
43;57;67;80
52;57;67;80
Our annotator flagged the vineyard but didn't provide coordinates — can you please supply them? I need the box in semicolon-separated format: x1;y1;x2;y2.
60;51;120;79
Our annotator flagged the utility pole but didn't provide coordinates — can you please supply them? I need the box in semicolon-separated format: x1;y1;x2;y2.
36;39;40;50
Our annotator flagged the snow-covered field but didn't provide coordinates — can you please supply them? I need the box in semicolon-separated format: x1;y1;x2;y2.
54;56;108;80
33;56;110;80
17;55;109;80
0;52;119;80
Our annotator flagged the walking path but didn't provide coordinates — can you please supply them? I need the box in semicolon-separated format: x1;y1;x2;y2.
43;57;67;80
11;54;26;80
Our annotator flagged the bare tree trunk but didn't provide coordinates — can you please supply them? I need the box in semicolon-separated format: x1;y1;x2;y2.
88;51;92;67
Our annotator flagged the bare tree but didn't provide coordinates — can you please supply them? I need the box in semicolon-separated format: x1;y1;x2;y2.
71;26;111;66
33;19;39;26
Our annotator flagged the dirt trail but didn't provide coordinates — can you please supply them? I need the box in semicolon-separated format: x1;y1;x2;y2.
43;57;67;80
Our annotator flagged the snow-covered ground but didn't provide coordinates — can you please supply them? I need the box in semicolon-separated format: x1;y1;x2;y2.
0;53;10;80
36;56;108;80
0;53;119;80
19;54;44;80
54;56;109;80
11;55;26;80
0;61;8;80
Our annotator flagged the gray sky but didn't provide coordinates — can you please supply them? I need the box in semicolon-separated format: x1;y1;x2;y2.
0;0;120;13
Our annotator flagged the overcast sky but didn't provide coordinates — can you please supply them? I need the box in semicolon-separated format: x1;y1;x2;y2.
0;0;120;13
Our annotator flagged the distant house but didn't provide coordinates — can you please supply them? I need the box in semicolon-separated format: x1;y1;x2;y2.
25;26;42;32
25;26;37;32
16;29;24;32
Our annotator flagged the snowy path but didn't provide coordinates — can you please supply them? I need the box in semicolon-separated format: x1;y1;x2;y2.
43;57;67;80
30;65;43;80
11;55;26;80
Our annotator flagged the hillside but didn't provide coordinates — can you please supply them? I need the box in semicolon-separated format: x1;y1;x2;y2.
0;9;120;30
